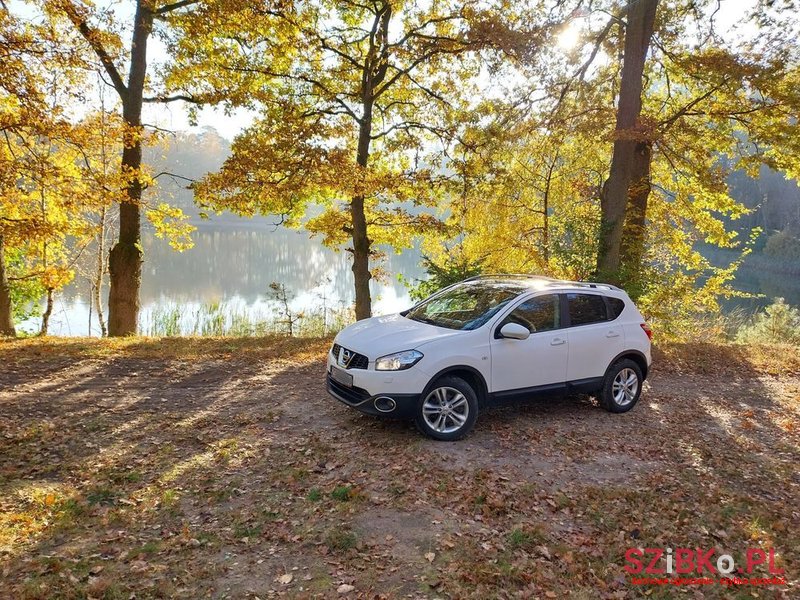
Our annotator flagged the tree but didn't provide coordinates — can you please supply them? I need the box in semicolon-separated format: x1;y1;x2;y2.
615;0;800;307
55;0;198;335
169;0;539;319
1;4;43;336
1;2;96;335
421;100;608;282
418;0;800;334
0;234;13;336
1;109;123;334
595;0;658;283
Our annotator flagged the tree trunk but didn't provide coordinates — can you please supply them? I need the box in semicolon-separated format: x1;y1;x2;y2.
596;0;658;283
542;152;558;266
349;4;392;321
351;106;373;321
93;207;108;336
107;1;152;336
108;201;142;335
620;141;652;296
39;287;54;336
0;234;16;337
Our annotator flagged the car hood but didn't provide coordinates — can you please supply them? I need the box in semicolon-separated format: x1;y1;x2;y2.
334;313;464;359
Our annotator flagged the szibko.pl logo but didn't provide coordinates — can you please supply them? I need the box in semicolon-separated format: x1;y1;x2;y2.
624;547;785;585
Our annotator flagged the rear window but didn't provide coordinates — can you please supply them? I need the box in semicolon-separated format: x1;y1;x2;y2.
607;297;625;319
567;293;607;326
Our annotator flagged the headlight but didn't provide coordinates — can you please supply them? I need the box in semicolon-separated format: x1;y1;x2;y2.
375;349;424;371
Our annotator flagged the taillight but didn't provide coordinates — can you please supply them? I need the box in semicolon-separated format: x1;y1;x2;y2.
640;323;653;341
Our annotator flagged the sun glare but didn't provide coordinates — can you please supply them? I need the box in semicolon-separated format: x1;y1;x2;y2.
557;22;581;50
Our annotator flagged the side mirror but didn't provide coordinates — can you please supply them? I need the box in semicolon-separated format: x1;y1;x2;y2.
499;322;530;340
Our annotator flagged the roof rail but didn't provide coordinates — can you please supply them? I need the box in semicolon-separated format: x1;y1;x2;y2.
463;273;556;282
461;273;622;291
546;279;621;291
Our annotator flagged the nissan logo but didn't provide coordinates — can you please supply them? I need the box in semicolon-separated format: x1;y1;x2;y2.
339;348;354;368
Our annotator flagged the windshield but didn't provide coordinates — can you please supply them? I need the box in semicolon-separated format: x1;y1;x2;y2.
405;281;526;330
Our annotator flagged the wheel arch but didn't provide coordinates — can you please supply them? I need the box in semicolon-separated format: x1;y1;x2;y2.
609;350;649;380
423;365;489;407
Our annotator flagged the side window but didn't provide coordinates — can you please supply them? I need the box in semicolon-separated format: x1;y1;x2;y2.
607;297;625;319
567;293;607;326
500;294;560;334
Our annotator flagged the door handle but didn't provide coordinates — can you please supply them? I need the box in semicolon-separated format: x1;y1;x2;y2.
606;331;620;338
550;338;566;346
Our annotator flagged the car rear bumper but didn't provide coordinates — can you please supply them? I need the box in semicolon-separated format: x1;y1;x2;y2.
326;374;419;419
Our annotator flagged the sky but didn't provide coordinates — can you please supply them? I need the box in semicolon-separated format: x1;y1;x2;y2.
142;0;759;139
12;0;764;141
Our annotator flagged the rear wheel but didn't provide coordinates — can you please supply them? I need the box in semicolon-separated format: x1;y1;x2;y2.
599;359;643;413
415;376;478;441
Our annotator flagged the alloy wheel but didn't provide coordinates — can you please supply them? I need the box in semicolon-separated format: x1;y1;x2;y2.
422;386;469;434
612;367;639;406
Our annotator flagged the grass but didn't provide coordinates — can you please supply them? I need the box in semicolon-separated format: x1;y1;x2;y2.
331;485;354;502
0;333;333;362
507;525;547;551
652;340;800;375
143;300;354;338
86;486;117;506
324;526;358;552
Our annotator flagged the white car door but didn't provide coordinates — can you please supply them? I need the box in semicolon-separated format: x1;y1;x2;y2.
490;293;568;393
564;292;625;382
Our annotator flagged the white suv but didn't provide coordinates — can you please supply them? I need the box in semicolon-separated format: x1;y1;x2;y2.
326;275;652;440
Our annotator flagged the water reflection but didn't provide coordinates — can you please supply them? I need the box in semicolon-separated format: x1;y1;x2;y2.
40;222;424;336
30;226;798;336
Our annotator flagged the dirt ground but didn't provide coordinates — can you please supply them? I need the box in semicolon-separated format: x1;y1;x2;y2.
1;337;798;599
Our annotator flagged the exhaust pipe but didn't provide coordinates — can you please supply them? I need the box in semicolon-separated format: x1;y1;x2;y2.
373;396;397;413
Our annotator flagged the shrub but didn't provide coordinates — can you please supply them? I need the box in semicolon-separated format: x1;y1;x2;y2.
764;229;800;264
401;255;484;302
736;298;800;345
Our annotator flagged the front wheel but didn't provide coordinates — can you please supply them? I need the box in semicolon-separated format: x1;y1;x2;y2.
599;359;643;413
415;376;478;441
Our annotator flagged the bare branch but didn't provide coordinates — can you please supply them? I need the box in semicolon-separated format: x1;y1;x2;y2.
59;0;128;99
142;123;177;135
152;171;195;182
154;0;198;16
142;93;200;103
658;76;731;131
550;15;616;121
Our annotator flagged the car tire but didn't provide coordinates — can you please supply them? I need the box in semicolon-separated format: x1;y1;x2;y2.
599;359;643;413
415;376;479;441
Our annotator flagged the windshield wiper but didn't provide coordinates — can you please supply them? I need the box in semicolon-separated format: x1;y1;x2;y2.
409;315;439;326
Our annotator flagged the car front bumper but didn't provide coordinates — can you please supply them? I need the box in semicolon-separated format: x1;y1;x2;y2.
325;351;428;419
326;374;420;418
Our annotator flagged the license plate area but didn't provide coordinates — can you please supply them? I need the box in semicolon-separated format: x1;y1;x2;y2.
330;366;353;388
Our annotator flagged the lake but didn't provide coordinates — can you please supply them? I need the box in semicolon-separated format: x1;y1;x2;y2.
28;221;425;337
21;224;799;336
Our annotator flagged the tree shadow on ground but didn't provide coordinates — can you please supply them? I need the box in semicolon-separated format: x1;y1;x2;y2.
0;339;796;599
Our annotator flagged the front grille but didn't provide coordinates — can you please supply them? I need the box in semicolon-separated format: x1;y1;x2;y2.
327;375;370;405
330;343;368;370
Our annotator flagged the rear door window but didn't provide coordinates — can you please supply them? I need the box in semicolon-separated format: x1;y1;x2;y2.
567;293;607;326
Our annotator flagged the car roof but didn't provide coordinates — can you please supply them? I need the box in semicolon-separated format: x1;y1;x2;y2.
462;274;623;293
